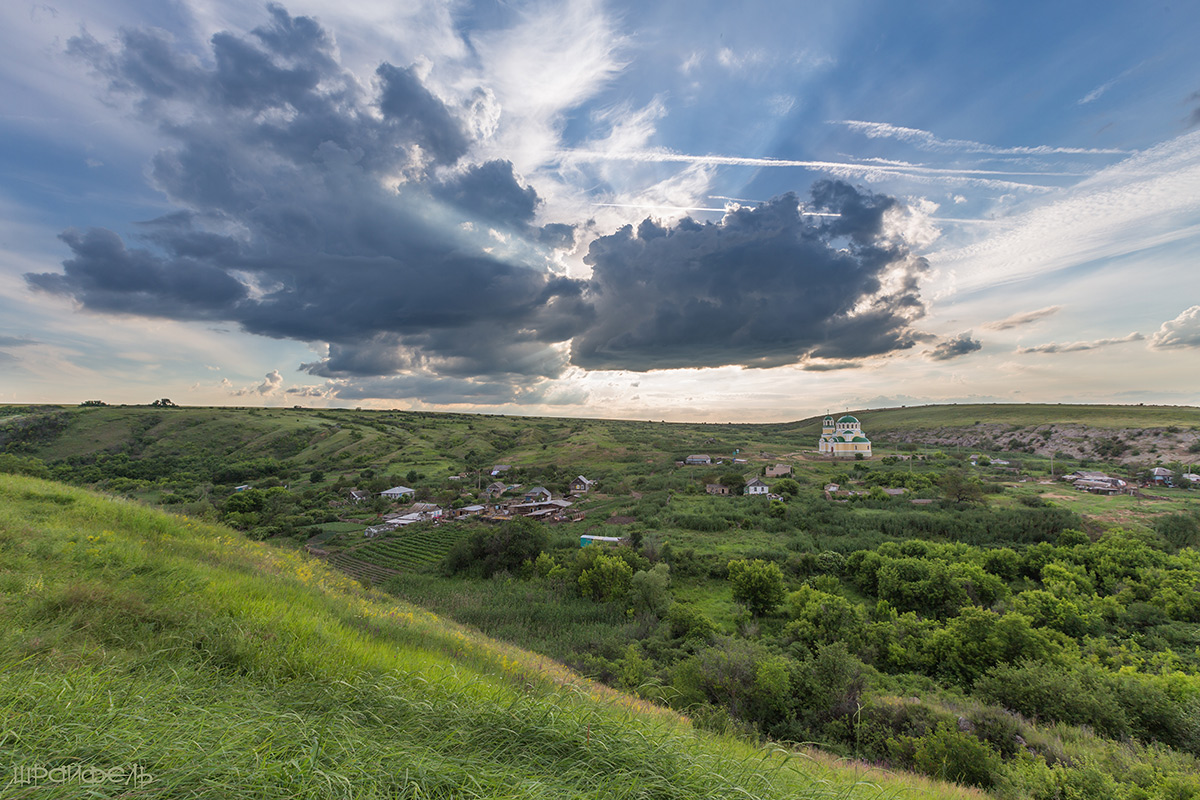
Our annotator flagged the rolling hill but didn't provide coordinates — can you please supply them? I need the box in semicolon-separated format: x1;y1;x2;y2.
3;402;1198;478
0;473;983;799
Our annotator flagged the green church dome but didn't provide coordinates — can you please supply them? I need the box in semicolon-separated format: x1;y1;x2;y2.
837;415;859;424
851;436;870;443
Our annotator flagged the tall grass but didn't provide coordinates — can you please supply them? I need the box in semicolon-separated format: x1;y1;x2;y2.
0;474;980;799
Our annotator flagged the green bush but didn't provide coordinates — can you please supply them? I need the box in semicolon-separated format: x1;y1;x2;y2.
909;723;999;788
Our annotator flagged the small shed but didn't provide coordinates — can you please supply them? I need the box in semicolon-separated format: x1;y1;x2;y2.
705;484;730;495
685;455;712;465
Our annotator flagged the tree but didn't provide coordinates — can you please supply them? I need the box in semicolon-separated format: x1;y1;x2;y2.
629;563;672;616
718;471;746;494
940;469;984;504
578;551;634;602
773;478;800;498
309;469;325;484
446;517;547;578
728;558;786;616
150;398;176;407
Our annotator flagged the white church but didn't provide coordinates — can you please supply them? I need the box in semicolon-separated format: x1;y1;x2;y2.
818;414;872;458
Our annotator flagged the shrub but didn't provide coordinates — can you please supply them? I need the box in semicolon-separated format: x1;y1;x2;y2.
666;603;716;642
910;723;999;788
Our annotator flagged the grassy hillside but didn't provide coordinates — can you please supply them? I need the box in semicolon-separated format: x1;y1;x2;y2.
0;474;984;799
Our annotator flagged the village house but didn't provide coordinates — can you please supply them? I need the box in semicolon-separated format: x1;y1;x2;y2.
765;464;792;478
569;476;595;493
1150;467;1173;484
705;484;730;495
744;478;770;495
490;464;511;476
348;489;371;503
485;481;508;497
379;486;415;500
454;504;486;518
685;454;712;465
523;486;552;502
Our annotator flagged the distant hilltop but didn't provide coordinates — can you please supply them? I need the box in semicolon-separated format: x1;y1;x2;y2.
791;403;1200;464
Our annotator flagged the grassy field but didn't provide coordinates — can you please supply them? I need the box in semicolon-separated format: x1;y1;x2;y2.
0;473;992;800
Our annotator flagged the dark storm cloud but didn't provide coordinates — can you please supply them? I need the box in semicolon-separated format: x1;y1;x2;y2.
377;63;471;164
30;6;936;403
928;332;982;361
431;160;539;227
31;5;586;391
570;183;928;371
29;228;248;317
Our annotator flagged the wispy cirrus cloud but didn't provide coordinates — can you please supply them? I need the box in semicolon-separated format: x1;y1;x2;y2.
556;148;1067;193
835;120;1130;156
1016;332;1144;354
984;305;1062;330
931;130;1200;293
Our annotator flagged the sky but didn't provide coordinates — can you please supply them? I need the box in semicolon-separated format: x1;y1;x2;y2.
2;0;1199;421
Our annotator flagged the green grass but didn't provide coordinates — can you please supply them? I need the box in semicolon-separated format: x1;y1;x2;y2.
0;474;990;799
